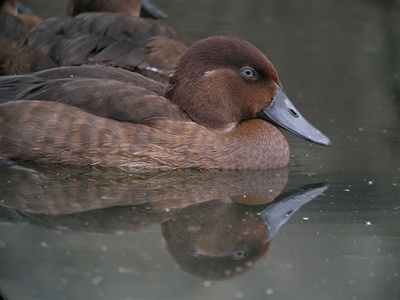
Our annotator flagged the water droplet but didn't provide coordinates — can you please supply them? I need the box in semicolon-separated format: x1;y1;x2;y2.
224;269;232;276
235;291;244;298
203;281;211;288
92;275;103;285
265;288;274;295
117;267;133;274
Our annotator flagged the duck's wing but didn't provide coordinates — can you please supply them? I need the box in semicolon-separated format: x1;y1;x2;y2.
5;13;186;83
0;68;188;124
35;65;166;96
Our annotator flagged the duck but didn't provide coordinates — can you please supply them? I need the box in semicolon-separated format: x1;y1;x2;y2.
3;1;186;83
0;0;43;75
0;0;42;29
65;0;168;19
0;36;331;169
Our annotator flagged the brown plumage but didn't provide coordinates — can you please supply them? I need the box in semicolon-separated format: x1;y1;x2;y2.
0;36;330;169
0;0;42;74
0;0;42;29
66;0;168;19
3;12;186;83
66;0;143;17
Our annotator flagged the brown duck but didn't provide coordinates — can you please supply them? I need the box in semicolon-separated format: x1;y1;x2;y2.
3;1;187;83
0;36;331;169
66;0;168;19
0;0;43;74
0;0;43;29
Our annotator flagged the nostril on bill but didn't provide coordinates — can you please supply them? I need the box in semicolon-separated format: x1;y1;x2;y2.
289;108;299;118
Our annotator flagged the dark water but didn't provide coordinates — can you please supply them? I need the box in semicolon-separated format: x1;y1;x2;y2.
0;0;399;299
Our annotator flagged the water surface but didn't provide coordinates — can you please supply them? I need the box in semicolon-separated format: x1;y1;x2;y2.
1;0;399;299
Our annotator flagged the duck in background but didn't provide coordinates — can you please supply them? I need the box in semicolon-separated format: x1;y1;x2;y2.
0;0;44;74
66;0;168;19
3;0;187;83
0;36;330;169
0;0;42;29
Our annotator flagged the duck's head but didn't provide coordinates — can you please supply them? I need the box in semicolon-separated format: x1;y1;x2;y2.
166;36;331;146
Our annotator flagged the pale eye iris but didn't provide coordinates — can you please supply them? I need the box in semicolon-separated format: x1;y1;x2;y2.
241;67;257;78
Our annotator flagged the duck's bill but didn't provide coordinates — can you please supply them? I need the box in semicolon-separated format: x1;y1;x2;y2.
258;84;331;147
141;0;168;19
258;183;328;241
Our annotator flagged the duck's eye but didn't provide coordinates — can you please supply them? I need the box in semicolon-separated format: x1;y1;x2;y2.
231;249;248;260
241;67;258;79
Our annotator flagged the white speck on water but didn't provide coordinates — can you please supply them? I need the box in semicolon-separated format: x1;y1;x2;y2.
235;291;244;298
265;288;274;295
203;281;211;288
224;269;232;276
92;275;103;285
101;246;108;252
117;267;133;274
365;221;372;226
40;241;48;248
368;180;373;185
303;217;309;221
165;208;170;212
358;127;364;132
344;189;350;192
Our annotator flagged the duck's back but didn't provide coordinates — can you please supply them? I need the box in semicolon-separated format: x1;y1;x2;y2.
4;13;186;83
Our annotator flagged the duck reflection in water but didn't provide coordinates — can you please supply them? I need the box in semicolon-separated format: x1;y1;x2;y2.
0;162;328;280
162;184;327;280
